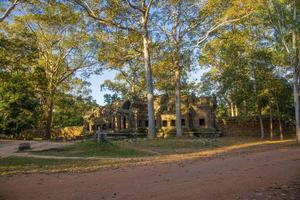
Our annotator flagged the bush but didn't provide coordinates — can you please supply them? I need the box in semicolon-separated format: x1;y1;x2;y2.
52;126;86;140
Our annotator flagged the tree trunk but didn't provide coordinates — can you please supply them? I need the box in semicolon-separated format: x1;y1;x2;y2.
275;100;284;140
293;0;300;144
234;104;238;117
252;64;264;139
230;101;234;117
293;65;300;143
279;118;283;140
270;106;273;140
175;68;182;137
45;93;54;139
258;109;264;139
142;16;155;139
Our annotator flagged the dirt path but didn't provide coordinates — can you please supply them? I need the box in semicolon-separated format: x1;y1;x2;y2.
1;144;299;200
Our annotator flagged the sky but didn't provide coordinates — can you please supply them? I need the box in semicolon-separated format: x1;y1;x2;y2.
88;69;203;106
88;70;117;105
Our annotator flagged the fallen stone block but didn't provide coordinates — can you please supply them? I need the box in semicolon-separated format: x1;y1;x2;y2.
18;142;31;151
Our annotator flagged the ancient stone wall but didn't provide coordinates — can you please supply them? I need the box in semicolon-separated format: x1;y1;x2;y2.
218;117;295;137
84;96;217;134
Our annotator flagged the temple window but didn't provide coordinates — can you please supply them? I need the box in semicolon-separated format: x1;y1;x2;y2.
181;119;186;126
145;120;149;127
171;120;176;126
199;118;205;126
162;120;168;127
123;116;127;129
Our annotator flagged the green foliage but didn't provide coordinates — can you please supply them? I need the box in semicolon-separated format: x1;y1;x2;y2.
200;27;293;119
0;30;38;71
103;93;120;105
0;2;99;136
0;26;41;135
0;73;41;135
98;31;146;99
53;93;97;128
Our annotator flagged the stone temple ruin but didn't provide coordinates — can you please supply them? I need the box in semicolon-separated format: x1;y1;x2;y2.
84;95;217;137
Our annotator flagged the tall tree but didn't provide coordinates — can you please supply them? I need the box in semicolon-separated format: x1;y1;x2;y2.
18;2;98;138
266;0;300;143
153;0;261;136
153;0;197;136
73;0;156;138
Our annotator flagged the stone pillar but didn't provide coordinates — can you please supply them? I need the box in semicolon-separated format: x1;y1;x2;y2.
116;115;121;131
120;115;124;130
134;112;138;131
128;112;133;130
89;122;93;133
111;116;115;130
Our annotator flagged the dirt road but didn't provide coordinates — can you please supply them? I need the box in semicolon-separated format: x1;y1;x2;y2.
1;145;299;200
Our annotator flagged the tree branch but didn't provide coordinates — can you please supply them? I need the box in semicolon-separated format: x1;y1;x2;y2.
72;0;136;32
195;12;253;47
126;0;143;13
144;0;154;22
0;0;20;22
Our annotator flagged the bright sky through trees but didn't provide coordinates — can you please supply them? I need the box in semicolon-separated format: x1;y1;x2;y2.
91;68;203;105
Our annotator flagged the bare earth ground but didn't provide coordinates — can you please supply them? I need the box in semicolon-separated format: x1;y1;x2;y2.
0;143;299;200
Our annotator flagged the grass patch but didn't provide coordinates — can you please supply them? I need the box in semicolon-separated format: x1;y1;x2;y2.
0;156;81;175
32;137;227;157
122;138;216;154
0;156;78;167
31;137;282;158
0;156;128;176
32;140;154;157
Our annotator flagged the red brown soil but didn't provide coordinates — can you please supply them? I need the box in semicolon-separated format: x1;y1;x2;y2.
1;145;300;200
